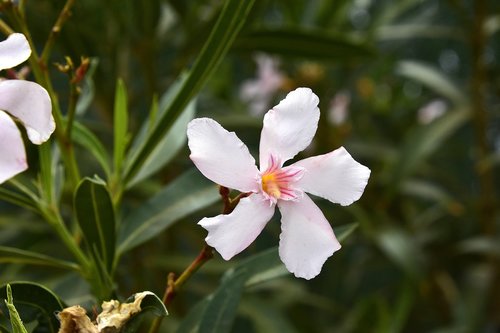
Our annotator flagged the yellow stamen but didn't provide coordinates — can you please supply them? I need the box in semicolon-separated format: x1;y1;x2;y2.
261;172;281;199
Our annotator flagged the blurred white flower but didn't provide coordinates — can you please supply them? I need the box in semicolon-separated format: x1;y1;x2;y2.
187;88;370;279
328;90;351;125
418;99;447;124
0;33;54;184
240;53;285;115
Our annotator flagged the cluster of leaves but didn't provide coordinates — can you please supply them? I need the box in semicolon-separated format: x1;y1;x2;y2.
0;0;499;332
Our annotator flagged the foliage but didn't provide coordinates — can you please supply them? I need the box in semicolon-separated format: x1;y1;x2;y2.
0;0;499;332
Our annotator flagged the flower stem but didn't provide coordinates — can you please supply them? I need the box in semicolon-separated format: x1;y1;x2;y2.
148;245;214;333
148;185;247;333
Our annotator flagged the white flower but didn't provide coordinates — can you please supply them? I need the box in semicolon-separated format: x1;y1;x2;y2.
0;33;54;184
187;88;370;279
240;54;285;115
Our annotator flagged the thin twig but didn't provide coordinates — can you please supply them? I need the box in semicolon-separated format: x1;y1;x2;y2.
40;0;75;63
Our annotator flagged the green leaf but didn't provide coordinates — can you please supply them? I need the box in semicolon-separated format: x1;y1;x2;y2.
396;61;467;105
0;246;79;271
129;100;194;187
118;169;219;254
3;285;28;333
72;121;111;177
180;223;358;332
75;58;99;115
243;223;358;287
391;108;470;187
239;298;298;333
126;77;196;188
113;79;129;174
0;282;64;333
0;188;36;212
176;298;210;333
198;271;248;333
457;237;500;257
336;223;359;243
376;25;462;41
74;177;116;272
374;227;426;278
234;28;375;61
123;0;256;182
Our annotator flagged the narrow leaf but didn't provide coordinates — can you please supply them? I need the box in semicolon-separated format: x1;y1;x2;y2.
72;121;111;177
234;28;375;61
242;223;358;287
396;61;467;105
126;76;196;187
184;223;359;332
0;188;36;211
114;79;129;174
0;282;64;333
0;246;79;271
376;25;462;41
123;0;256;182
391;108;470;186
118;169;219;254
74;177;116;272
375;227;426;278
240;299;298;333
76;58;99;115
4;285;28;333
199;271;247;333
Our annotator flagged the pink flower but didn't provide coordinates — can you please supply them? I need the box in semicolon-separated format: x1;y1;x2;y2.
187;88;370;279
0;33;54;184
240;54;285;115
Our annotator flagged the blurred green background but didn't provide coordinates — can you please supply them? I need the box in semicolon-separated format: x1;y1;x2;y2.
1;0;499;332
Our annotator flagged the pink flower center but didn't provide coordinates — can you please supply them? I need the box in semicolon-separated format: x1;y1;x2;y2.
259;155;304;204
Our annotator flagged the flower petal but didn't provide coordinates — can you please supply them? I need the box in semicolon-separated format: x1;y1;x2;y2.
259;87;319;170
187;118;259;192
0;33;31;71
277;194;341;279
0;110;27;184
198;194;275;260
293;147;370;206
0;80;54;144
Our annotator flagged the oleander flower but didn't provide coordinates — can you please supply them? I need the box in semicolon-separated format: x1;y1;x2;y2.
240;53;286;115
0;33;54;184
187;88;370;279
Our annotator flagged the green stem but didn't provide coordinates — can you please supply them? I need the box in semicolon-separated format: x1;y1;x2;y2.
5;0;81;189
0;18;14;35
38;142;54;205
40;205;89;270
18;0;26;15
65;83;79;139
